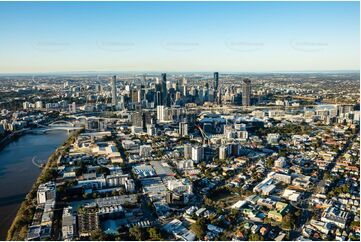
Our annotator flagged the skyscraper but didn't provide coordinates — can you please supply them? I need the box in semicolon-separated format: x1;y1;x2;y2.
157;105;165;122
132;111;143;128
242;78;252;107
217;88;222;105
214;72;219;104
161;73;168;106
111;75;117;106
213;72;219;90
179;122;189;137
131;89;139;103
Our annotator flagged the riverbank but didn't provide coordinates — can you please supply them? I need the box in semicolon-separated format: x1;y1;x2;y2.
0;129;29;152
6;129;82;241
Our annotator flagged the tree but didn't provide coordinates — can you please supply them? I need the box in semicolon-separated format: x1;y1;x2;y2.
96;166;110;175
204;197;214;206
249;233;264;241
147;227;163;241
90;229;114;240
129;226;147;241
190;219;207;239
18;226;28;240
281;214;294;230
350;221;360;230
265;159;274;168
323;172;331;180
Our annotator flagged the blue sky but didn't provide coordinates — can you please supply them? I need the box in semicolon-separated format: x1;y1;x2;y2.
0;1;359;73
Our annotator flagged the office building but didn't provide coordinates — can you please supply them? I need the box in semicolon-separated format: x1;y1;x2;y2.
184;144;192;159
111;75;117;106
179;122;188;137
35;101;43;110
267;133;280;145
157;105;165;122
78;203;100;236
140;145;152;157
132;111;143;128
213;72;219;104
161;73;168;106
214;72;219;90
37;182;56;205
191;146;204;163
69;102;76;113
23;101;32;110
147;124;156;136
219;146;227;160
131;89;139;103
62;206;77;240
242;78;251;106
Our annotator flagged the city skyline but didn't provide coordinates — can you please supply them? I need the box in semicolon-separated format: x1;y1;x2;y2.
0;1;360;73
1;70;359;241
0;1;360;241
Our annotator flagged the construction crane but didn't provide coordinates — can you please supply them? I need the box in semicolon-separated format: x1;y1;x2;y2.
195;124;210;145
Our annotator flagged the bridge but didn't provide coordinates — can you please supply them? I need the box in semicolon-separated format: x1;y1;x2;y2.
40;126;83;133
29;126;83;134
67;114;121;122
49;120;75;127
30;121;84;134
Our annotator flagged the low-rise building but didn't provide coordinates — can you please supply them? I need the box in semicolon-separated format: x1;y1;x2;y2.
321;207;349;229
162;219;196;241
62;206;77;240
37;182;56;205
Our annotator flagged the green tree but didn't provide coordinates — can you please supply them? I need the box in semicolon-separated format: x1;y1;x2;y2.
190;218;207;239
90;229;114;240
129;226;147;241
350;221;360;229
18;226;28;240
96;166;110;175
265;159;274;168
323;172;331;180
281;213;294;230
249;233;264;241
147;227;163;241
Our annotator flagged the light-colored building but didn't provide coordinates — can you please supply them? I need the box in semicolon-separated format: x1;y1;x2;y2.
178;159;194;170
157;105;167;122
191;146;204;163
267;133;280;145
219;146;227;160
62;206;77;240
162;219;196;241
275;157;287;168
147;124;156;136
139;145;152;157
125;179;136;193
321;207;349;229
237;130;248;140
184;144;192;159
111;75;117;106
268;172;292;184
35;101;44;110
179;122;189;137
37;182;56;205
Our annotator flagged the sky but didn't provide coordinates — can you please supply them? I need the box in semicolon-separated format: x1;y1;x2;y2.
0;1;359;73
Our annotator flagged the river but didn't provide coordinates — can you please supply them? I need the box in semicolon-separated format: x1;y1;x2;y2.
0;131;69;240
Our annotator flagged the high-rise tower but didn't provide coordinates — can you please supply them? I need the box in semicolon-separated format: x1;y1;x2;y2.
214;72;219;104
242;78;251;107
213;72;219;90
111;75;117;106
161;73;168;106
